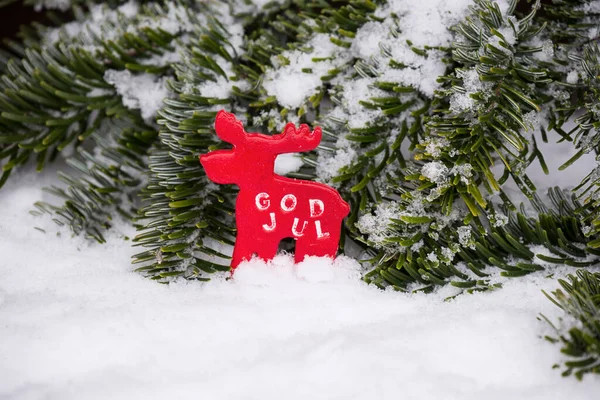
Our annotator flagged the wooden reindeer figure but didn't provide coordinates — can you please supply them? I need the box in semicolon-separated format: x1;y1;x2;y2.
200;110;350;270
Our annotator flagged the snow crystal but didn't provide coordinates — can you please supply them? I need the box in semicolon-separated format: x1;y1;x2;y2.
457;68;485;93
104;70;169;123
427;252;439;263
588;26;600;41
246;0;287;8
566;70;580;84
380;0;473;47
552;89;570;104
529;38;555;63
139;7;186;34
421;161;449;184
523;111;540;131
423;137;450;159
441;246;455;262
491;212;509;228
450;163;473;185
450;68;489;113
457;225;474;249
542;40;554;58
411;240;424;252
356;202;400;246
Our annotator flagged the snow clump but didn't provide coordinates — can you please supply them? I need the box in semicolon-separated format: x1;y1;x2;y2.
104;70;169;123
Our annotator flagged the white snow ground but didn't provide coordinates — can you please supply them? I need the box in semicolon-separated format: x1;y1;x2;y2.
1;134;599;399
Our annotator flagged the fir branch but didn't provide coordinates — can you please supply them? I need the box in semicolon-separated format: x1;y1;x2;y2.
355;0;600;293
364;186;600;292
542;269;600;379
1;1;201;239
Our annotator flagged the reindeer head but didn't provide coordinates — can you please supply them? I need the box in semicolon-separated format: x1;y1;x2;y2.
200;110;322;186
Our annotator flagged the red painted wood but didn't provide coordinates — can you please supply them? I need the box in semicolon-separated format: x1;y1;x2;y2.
200;110;350;270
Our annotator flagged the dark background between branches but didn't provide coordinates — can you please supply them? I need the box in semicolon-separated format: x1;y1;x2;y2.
0;0;554;47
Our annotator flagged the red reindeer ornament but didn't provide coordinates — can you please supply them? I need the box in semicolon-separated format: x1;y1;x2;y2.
200;110;350;270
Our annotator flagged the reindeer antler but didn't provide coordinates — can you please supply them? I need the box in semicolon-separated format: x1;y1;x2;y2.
214;110;322;154
214;110;247;144
270;122;322;154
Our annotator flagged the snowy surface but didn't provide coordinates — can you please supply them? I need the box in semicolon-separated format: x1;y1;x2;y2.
1;165;599;399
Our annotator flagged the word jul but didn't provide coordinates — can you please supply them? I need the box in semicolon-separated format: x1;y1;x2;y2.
200;110;350;269
254;193;330;238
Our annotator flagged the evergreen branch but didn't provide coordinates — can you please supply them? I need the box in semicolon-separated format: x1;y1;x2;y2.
352;0;600;295
365;187;600;292
1;1;204;238
542;269;600;379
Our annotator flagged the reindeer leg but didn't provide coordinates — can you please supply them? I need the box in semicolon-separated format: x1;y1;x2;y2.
294;239;309;263
231;240;254;270
232;222;280;269
295;229;341;263
232;238;278;268
231;224;255;270
255;239;279;263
